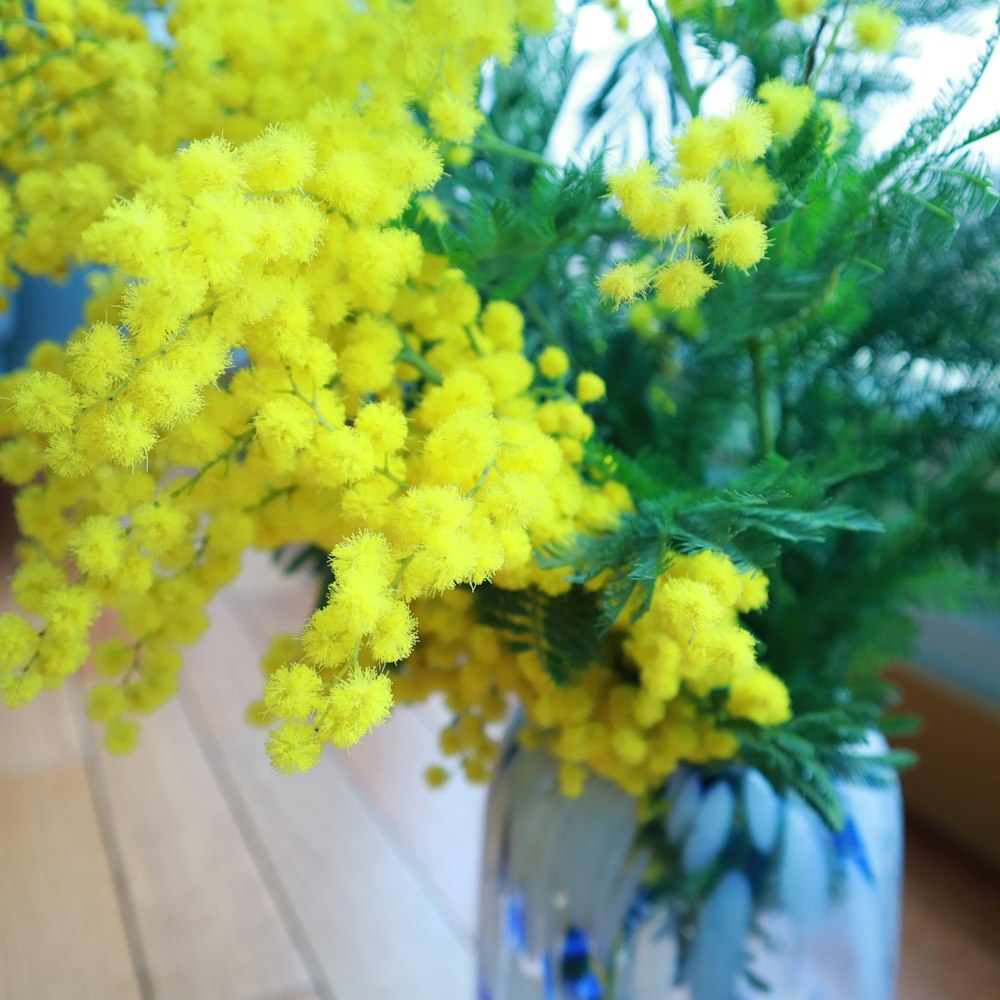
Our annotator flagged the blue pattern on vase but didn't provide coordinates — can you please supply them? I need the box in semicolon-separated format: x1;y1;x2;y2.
778;800;831;927
507;895;528;952
560;927;603;999
833;815;875;884
681;779;735;873
687;871;753;999
541;954;556;1000
742;769;781;853
664;773;701;844
479;736;903;1000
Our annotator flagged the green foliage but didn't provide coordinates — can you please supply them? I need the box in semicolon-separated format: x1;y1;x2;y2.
766;108;832;198
473;584;605;683
426;3;1000;816
407;157;610;299
540;454;883;631
734;708;917;830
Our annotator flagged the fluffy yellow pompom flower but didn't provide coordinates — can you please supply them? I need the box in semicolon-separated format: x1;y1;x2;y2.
428;91;484;143
736;570;770;613
657;576;724;633
777;0;825;21
538;346;570;380
266;721;323;774
89;403;158;469
13;373;81;433
423;409;501;486
319;669;394;748
667;180;724;236
481;300;525;351
654;259;716;310
369;601;419;664
86;684;129;723
105;719;141;756
329;532;397;588
673;117;724;180
719;164;781;220
177;136;247;196
758;79;816;141
1;665;45;707
354;402;409;457
241;125;317;191
726;669;792;725
0;438;44;486
711;216;770;271
608;160;660;219
852;4;902;53
607;161;675;239
576;372;606;404
66;322;134;395
597;261;651;305
0;613;37;672
255;397;316;460
69;515;126;580
425;764;451;788
715;100;774;163
264;663;325;720
131;501;188;558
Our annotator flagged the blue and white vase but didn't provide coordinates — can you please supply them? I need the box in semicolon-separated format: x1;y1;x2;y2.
478;733;903;1000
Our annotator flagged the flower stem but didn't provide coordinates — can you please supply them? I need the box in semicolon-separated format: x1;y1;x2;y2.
749;338;775;456
396;343;444;386
473;129;550;168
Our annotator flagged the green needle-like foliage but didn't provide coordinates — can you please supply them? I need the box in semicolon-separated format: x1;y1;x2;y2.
423;2;1000;816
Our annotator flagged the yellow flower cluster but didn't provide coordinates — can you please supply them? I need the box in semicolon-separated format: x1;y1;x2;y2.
0;0;794;798
395;551;790;797
0;0;575;765
1;186;617;767
599;83;847;311
599;100;777;311
777;0;826;21
0;0;554;294
852;4;902;53
601;0;630;34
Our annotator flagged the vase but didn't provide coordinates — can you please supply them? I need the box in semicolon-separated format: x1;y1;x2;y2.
477;731;903;1000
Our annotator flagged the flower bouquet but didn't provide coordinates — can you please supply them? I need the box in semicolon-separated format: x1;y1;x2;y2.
1;1;997;998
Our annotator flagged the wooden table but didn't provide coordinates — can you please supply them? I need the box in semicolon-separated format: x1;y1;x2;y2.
2;549;999;999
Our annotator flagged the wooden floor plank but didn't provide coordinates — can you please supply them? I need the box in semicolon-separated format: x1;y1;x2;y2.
343;704;486;939
225;548;318;648
900;888;1000;999
181;594;475;999
0;766;143;1000
225;551;485;936
85;692;316;1000
0;683;82;780
904;817;1000;956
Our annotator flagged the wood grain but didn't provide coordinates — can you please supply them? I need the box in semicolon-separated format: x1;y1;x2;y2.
86;694;316;1000
0;766;142;1000
900;889;1000;1000
223;549;486;933
0;684;82;779
181;593;475;1000
343;703;486;938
